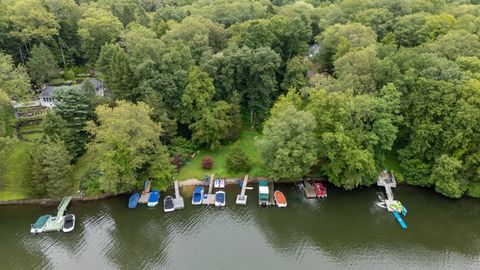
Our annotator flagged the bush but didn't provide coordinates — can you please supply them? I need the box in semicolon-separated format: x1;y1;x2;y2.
80;166;102;196
226;143;252;172
171;155;183;171
202;156;213;169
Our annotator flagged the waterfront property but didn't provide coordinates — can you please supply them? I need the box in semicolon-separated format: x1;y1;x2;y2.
39;78;105;108
30;196;72;234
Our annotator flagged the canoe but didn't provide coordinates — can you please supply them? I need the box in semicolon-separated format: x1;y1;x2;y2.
164;196;175;213
192;186;204;205
62;214;75;233
274;191;287;208
312;182;327;198
128;192;140;209
30;214;51;234
147;190;160;207
215;191;226;207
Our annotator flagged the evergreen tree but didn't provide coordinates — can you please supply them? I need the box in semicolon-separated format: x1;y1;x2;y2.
226;143;252;172
27;43;58;84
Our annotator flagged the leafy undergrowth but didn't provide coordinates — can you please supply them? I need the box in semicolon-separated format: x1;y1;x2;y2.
0;141;31;200
177;130;267;180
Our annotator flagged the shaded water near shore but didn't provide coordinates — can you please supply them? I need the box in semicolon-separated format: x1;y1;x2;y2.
0;184;479;269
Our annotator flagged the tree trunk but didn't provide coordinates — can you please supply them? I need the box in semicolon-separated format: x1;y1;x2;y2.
18;48;24;63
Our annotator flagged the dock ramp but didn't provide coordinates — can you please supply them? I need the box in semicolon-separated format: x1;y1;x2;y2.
236;175;248;205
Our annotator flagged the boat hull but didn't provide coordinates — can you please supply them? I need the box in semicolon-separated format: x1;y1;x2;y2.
62;214;75;233
164;196;175;213
274;191;287;208
215;191;226;207
192;186;204;205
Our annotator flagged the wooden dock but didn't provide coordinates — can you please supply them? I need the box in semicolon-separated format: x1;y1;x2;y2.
173;180;184;210
236;175;248;205
138;180;151;204
203;174;215;205
303;180;316;198
268;181;275;206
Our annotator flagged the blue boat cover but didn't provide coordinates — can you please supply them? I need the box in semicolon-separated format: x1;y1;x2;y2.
149;190;160;202
128;193;140;208
215;192;225;202
194;186;203;193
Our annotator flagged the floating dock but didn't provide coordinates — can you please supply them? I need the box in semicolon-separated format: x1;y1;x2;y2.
138;180;151;204
202;174;215;205
377;170;408;229
236;175;248;205
43;196;72;232
303;180;316;198
173;180;184;210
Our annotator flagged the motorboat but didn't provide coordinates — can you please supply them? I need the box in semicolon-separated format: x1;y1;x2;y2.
192;186;204;205
30;215;51;234
164;196;175;213
62;214;75;233
128;192;140;209
274;191;287;208
219;179;225;188
215;191;226;207
147;190;160;207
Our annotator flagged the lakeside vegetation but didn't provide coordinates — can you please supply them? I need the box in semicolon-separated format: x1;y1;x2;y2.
1;0;480;200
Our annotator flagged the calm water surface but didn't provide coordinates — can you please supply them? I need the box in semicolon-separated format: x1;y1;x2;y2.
0;185;479;270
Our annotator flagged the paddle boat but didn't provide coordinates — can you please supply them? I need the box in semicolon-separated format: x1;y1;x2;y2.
312;181;327;198
215;191;226;207
219;178;225;188
164;196;175;213
274;191;287;208
214;179;220;188
128;192;140;209
148;190;160;207
192;186;204;205
62;214;75;233
30;215;51;234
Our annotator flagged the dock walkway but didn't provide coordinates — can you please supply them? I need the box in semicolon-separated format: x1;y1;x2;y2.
203;174;215;205
236;175;248;205
303;181;316;198
173;180;184;210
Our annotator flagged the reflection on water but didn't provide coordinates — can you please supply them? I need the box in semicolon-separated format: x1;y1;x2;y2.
0;185;479;270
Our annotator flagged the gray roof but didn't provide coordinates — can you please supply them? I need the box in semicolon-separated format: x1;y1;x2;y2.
41;78;103;98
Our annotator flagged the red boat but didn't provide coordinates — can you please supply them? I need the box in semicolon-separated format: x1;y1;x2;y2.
312;182;327;198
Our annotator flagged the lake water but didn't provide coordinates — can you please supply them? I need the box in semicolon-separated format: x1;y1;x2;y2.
0;184;479;270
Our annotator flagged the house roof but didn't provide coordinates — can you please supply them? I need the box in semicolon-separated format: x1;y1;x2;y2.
40;78;103;98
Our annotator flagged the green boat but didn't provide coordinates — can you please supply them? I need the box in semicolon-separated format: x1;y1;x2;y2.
258;181;269;207
30;215;51;234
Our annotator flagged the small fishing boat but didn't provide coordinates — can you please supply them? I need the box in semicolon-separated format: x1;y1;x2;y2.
258;181;269;206
219;179;225;188
192;186;204;205
30;215;51;234
274;191;287;208
164;196;174;213
312;181;327;198
62;214;75;233
214;179;220;188
215;191;226;207
128;192;140;209
147;190;160;207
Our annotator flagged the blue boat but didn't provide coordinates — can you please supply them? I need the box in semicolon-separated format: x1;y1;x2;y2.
128;192;140;209
393;212;407;229
192;186;204;205
215;191;225;207
148;190;160;207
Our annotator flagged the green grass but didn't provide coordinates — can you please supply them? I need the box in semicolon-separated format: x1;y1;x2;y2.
0;141;31;200
71;151;97;192
176;130;268;180
382;150;404;182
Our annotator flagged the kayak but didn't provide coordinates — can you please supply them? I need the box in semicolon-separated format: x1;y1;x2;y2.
274;191;287;208
148;190;160;207
164;196;174;213
128;192;140;209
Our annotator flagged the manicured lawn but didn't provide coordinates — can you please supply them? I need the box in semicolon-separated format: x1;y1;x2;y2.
0;141;31;200
382;150;404;181
176;130;268;180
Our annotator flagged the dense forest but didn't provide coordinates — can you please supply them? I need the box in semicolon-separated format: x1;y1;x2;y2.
1;0;480;199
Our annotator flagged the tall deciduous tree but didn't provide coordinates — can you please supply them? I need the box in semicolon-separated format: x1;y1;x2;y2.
87;101;175;194
29;138;73;198
27;43;58;84
0;52;30;100
257;92;317;180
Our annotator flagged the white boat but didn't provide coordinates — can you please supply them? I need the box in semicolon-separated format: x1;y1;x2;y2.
219;179;225;188
30;215;51;234
215;191;226;207
164;196;175;213
62;214;75;233
214;179;220;188
192;186;204;205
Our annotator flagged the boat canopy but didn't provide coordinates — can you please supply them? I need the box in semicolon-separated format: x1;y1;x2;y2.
259;186;269;194
259;193;269;200
33;215;50;229
259;181;268;186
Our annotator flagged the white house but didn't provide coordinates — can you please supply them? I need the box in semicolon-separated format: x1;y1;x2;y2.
40;78;105;108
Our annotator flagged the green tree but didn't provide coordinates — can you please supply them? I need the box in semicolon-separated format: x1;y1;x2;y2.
27;43;59;84
53;86;90;157
78;5;123;62
0;52;30;100
226;142;252;172
281;56;308;91
28;138;73;198
87;101;174;193
257;93;317;179
0;90;11;136
41;112;67;140
190;101;233;149
431;155;463;198
181;67;216;124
